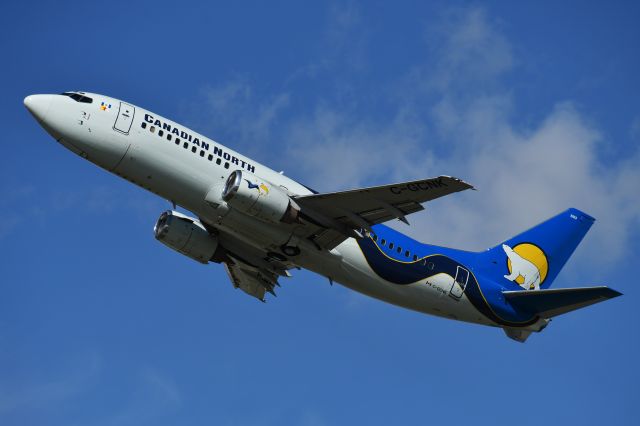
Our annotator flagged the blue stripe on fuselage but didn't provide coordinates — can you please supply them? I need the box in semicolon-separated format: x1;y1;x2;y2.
358;224;539;327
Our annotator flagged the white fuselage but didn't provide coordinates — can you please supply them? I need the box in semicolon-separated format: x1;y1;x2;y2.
25;92;496;327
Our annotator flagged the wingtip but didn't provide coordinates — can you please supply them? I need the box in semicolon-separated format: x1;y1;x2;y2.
592;286;624;298
446;175;475;190
606;287;623;298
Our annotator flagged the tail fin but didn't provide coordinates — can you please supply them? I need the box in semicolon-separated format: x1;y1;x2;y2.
485;208;595;289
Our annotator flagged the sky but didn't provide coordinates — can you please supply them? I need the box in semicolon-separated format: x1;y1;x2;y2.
1;1;639;425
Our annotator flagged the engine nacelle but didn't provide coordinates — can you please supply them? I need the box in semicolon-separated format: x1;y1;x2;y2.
221;170;299;224
153;210;218;264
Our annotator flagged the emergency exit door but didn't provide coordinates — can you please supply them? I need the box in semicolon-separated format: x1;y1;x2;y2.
113;102;135;134
449;266;469;300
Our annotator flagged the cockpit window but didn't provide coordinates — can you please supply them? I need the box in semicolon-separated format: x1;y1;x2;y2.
60;92;93;104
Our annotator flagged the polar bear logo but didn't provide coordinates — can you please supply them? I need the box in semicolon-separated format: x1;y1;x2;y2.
502;244;542;290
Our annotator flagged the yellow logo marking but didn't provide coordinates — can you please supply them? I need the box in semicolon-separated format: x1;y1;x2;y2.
504;243;548;290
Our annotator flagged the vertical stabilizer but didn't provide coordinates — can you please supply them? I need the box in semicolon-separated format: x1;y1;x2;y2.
484;208;594;290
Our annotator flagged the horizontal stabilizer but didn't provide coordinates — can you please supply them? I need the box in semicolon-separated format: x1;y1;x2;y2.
503;286;622;318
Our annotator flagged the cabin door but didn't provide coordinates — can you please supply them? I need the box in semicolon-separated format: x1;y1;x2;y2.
449;266;469;300
113;102;135;134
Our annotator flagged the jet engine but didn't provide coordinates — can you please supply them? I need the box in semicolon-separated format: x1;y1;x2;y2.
153;210;218;263
221;170;299;224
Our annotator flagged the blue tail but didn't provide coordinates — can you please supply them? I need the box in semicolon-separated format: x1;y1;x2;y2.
483;208;595;290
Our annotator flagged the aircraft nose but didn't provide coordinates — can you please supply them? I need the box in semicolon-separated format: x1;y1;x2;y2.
24;94;53;122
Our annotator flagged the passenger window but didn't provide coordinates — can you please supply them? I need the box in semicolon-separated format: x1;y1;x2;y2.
158;130;164;137
208;154;213;161
388;242;394;249
175;138;180;145
413;254;418;261
380;239;386;246
216;158;221;165
191;146;197;153
397;247;402;253
200;150;205;157
183;142;188;149
141;122;147;129
372;234;377;242
224;162;229;169
167;134;172;141
150;126;155;133
405;250;410;257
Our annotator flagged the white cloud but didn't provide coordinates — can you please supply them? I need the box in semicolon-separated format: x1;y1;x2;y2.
413;100;640;263
421;6;514;94
283;106;433;190
278;6;640;271
189;6;640;274
323;1;367;72
186;81;290;160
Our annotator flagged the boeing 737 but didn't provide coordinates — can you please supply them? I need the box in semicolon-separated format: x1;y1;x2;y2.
24;91;622;342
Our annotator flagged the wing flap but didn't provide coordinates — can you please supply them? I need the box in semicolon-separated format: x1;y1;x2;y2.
223;256;283;302
503;286;622;318
355;201;424;224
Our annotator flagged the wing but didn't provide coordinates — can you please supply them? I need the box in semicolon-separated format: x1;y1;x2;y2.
223;254;288;302
292;175;473;250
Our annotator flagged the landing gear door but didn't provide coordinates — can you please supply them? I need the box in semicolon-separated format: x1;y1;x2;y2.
113;102;135;134
449;266;469;300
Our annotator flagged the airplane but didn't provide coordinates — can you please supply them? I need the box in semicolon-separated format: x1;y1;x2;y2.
23;91;622;342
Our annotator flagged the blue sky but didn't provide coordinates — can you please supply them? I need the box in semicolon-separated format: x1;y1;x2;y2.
1;1;639;425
